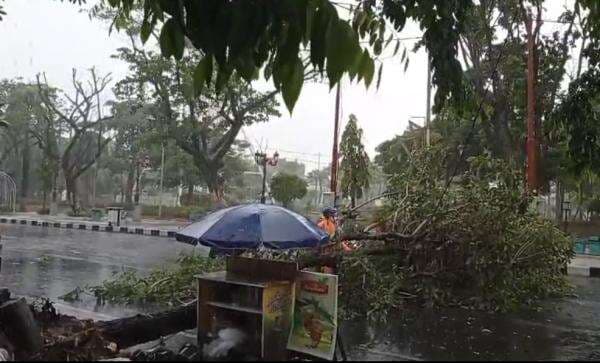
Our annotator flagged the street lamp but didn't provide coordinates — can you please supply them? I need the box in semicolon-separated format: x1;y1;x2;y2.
254;151;279;203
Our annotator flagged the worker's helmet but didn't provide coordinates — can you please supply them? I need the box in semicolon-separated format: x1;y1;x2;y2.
322;207;337;217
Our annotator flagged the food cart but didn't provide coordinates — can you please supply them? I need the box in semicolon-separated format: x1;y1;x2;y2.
196;257;343;361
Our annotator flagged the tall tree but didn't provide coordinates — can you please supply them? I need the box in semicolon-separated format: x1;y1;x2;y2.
107;100;156;206
112;40;280;201
0;82;42;210
339;114;370;208
35;69;113;214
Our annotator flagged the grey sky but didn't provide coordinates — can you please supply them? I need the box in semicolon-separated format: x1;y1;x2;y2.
0;0;577;172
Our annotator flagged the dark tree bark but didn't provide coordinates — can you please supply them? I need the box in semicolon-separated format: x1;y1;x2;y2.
125;168;134;206
0;298;42;353
19;139;30;212
94;303;196;349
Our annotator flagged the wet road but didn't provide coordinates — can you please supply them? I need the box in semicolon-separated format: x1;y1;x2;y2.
0;224;195;317
341;276;600;361
1;224;600;360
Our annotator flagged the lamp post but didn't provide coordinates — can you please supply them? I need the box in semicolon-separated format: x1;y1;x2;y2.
254;151;279;204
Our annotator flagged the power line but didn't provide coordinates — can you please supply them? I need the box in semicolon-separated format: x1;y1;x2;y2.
264;147;324;158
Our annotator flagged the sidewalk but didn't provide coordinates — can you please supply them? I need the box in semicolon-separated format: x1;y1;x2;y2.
568;254;600;277
0;212;189;238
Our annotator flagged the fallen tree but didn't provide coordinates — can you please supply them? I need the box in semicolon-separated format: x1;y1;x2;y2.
95;301;196;348
25;298;197;361
85;150;573;321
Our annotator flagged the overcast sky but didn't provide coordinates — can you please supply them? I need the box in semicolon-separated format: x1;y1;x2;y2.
0;0;575;172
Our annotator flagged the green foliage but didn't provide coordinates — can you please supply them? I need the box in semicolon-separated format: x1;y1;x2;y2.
178;192;211;208
103;0;474;111
341;148;573;317
140;205;202;219
339;114;370;207
270;172;308;208
553;68;600;175
89;253;224;305
110;42;279;194
588;198;600;215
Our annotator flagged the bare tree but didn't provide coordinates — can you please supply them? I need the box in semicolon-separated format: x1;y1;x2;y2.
35;68;113;214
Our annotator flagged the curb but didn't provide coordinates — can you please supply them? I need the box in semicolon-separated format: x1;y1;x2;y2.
568;265;600;278
0;217;178;239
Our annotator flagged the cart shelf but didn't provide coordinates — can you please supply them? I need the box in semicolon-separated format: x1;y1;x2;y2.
206;301;263;315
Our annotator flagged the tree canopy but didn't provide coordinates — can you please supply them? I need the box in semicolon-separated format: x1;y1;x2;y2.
100;0;474;112
270;172;308;208
339;114;370;208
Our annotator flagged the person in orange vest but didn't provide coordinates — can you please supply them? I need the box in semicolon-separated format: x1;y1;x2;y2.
317;207;337;239
316;207;338;274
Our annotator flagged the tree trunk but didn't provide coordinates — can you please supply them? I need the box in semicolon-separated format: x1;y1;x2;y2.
187;183;194;199
95;303;196;349
65;174;79;215
0;298;42;353
555;180;563;225
19;140;30;212
125;168;134;206
134;166;141;205
205;168;221;203
42;190;47;212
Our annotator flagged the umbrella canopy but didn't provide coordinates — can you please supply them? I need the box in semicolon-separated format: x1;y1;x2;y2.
175;204;329;250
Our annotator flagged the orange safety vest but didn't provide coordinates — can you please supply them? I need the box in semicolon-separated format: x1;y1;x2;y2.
317;217;336;238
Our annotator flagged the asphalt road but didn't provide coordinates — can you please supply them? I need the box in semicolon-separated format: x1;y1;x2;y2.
2;224;600;360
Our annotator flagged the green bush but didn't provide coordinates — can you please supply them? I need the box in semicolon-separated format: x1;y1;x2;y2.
179;192;212;208
141;205;194;219
88;253;224;305
588;198;600;215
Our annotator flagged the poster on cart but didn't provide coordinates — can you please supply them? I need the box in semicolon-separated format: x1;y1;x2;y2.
262;281;294;359
287;271;338;360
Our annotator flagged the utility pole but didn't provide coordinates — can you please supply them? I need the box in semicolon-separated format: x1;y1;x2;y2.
331;83;341;207
158;143;165;217
425;52;432;147
524;7;542;193
261;158;267;204
316;152;321;206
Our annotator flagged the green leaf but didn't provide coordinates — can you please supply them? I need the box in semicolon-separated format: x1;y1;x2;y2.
310;3;333;72
140;19;153;44
281;57;304;112
352;9;367;31
376;63;383;89
215;66;232;94
326;19;359;88
159;18;184;59
374;39;383;56
348;47;364;82
393;40;401;56
384;32;394;48
264;57;274;81
193;56;213;96
305;0;315;43
359;50;375;87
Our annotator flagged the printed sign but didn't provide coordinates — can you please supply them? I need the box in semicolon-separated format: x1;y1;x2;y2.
262;281;294;359
287;271;338;360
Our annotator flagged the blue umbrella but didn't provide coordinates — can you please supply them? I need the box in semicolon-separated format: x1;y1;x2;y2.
175;204;329;250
